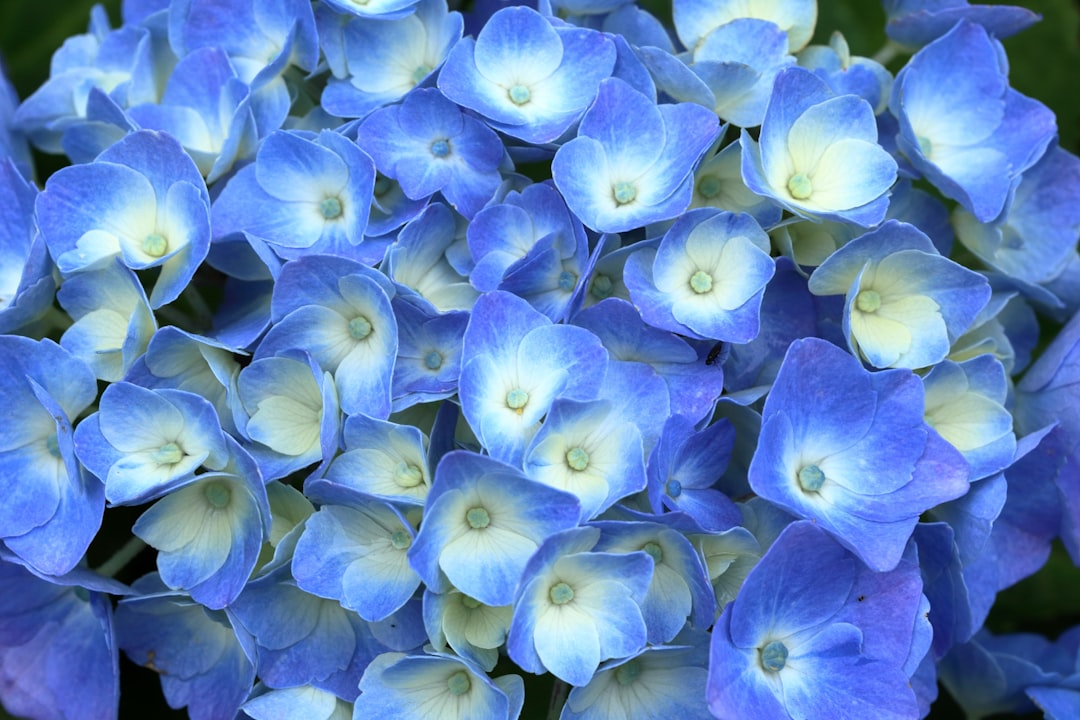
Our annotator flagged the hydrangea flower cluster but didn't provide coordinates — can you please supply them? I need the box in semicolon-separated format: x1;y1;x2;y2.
1;0;1079;718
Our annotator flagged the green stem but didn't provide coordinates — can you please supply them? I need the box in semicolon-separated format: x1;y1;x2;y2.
95;535;147;579
871;39;906;67
547;679;570;720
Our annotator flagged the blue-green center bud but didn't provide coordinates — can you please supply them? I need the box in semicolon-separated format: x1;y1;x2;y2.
690;270;713;294
393;462;423;488
45;434;60;458
615;660;642;686
565;446;589;471
613;181;637;205
697;175;722;199
855;289;881;313
666;479;682;498
431;139;452;158
204;481;231;509
798;464;826;492
506;388;529;413
642;541;663;564
320;196;343;220
508;84;531;105
447;671;471;696
466;506;490;529
590;274;613;300
349;315;373;340
424;350;443;370
143;233;168;258
917;135;933;157
390;529;411;550
549;581;574;605
760;640;789;672
412;64;432;85
787;172;813;200
152;442;183;466
558;270;577;292
462;595;481;609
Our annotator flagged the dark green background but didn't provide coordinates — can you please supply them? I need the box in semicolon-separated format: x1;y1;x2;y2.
1;1;1079;718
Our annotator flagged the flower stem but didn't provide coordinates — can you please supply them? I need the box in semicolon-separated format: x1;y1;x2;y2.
871;39;906;67
95;535;147;578
547;678;570;720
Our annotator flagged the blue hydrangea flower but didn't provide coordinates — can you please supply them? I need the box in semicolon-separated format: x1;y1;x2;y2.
673;0;818;53
318;0;463;119
0;160;54;335
383;202;478;313
242;685;353;720
808;220;990;369
707;521;924;720
689;139;783;227
354;650;525;720
408;450;581;607
740;67;898;227
889;20;1056;222
552;77;720;233
357;87;506;218
423;588;513;672
798;31;893;115
624;209;774;343
36;130;211;308
883;0;1041;47
438;6;616;143
749;338;969;571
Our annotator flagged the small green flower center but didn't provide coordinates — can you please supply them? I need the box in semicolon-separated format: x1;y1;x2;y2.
612;181;637;205
760;640;789;672
614;660;642;686
447;671;471;696
390;529;411;550
424;350;443;370
393;462;423;488
590;274;613;300
565;446;590;471
466;506;491;529
75;587;90;602
549;581;574;605
798;464;826;492
204;481;231;509
45;434;61;458
152;442;184;466
855;289;881;313
506;388;529;413
411;64;432;85
689;270;714;294
462;595;481;609
787;172;813;200
666;479;682;498
349;315;373;340
642;541;663;564
142;233;168;258
320;196;343;220
508;84;531;105
917;135;933;157
431;139;452;158
697;175;722;199
558;270;577;292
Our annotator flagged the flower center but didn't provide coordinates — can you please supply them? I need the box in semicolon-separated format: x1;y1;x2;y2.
787;172;813;200
151;442;184;465
558;270;577;292
349;315;373;340
447;671;471;696
393;462;423;488
508;84;531;105
565;446;590;471
374;174;391;197
142;233;168;258
462;595;481;609
666;479;682;498
855;289;881;313
697;175;722;199
614;660;642;686
431;138;452;158
689;270;713;294
549;581;574;605
612;181;637;205
424;350;443;370
320;196;343;220
590;274;613;300
412;64;432;85
642;541;663;564
798;464;826;492
466;506;490;529
390;529;411;550
506;388;529;414
760;640;789;672
203;481;231;509
917;135;933;158
45;434;61;458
